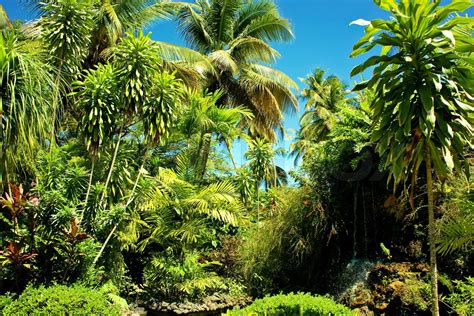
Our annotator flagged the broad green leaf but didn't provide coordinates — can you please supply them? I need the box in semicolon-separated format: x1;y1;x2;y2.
441;30;456;46
419;85;434;112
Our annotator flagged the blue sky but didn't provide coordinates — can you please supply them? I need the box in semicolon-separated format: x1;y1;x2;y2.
2;0;471;173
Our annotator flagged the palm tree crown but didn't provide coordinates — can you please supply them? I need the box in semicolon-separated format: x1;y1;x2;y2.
177;0;298;141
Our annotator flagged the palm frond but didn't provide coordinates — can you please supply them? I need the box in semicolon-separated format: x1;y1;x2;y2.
437;213;474;256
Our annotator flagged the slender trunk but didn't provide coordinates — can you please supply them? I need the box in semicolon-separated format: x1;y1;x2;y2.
425;144;440;316
353;183;359;259
194;132;205;178
49;60;64;152
272;158;277;188
255;181;260;231
99;129;123;207
126;160;145;206
80;157;96;223
362;186;368;257
225;141;238;172
199;134;211;181
92;159;145;267
92;224;117;266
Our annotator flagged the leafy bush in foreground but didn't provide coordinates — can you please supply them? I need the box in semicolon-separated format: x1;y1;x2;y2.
2;284;122;315
225;292;354;315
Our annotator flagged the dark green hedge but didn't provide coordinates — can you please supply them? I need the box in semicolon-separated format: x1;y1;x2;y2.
225;293;354;316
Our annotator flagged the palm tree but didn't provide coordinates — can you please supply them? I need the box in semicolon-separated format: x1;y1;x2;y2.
138;168;243;250
245;138;275;225
87;0;186;65
0;4;11;29
299;69;348;143
290;69;349;164
351;1;473;315
176;0;298;141
178;89;253;181
0;29;55;192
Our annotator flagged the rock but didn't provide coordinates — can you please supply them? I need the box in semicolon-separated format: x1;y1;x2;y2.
352;306;374;316
375;302;388;311
388;280;405;294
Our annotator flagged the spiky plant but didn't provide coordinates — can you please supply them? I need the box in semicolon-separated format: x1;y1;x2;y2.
351;1;473;314
0;30;55;191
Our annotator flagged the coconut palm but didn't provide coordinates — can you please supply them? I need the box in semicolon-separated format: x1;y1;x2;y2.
299;69;348;143
177;0;298;141
87;0;186;64
351;1;473;314
0;4;11;29
0;29;55;192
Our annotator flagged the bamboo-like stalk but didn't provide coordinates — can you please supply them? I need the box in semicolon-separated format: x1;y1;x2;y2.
92;160;145;266
99;129;123;207
80;157;96;223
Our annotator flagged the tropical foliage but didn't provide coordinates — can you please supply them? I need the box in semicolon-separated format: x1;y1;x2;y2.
0;0;472;315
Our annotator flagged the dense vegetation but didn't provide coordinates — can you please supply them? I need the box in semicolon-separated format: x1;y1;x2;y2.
0;0;472;315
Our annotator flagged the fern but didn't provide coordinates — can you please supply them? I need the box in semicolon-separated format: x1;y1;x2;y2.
437;214;474;256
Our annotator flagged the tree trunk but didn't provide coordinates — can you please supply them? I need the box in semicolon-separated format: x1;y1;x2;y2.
272;158;277;188
225;140;238;172
99;130;123;207
425;144;440;316
92;160;145;267
194;132;205;178
92;223;117;267
198;134;211;182
80;157;96;223
255;181;260;231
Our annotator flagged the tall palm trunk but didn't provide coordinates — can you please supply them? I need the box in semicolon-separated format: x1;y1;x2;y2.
194;132;205;177
272;158;277;187
225;140;238;172
425;145;439;316
99;129;123;207
199;134;212;181
255;181;260;231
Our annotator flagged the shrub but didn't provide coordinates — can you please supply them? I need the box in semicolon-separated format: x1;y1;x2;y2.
445;278;474;316
143;250;226;302
225;292;354;316
2;284;123;315
0;293;15;314
399;279;431;312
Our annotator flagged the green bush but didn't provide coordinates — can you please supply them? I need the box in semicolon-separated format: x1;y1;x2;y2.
225;293;354;316
445;278;474;316
2;284;123;315
0;293;15;314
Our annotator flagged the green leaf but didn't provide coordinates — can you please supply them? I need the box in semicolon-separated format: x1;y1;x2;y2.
350;55;390;77
419;85;434;112
398;100;411;127
441;30;456;46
